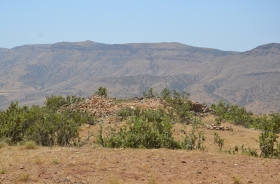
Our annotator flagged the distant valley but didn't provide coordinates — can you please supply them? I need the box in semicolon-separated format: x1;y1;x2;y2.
0;41;280;114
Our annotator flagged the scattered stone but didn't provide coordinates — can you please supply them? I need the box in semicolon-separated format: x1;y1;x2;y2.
196;171;202;174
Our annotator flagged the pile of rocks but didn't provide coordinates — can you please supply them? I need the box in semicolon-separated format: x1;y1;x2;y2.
61;96;216;119
61;95;164;118
62;95;119;117
190;101;216;117
204;124;232;131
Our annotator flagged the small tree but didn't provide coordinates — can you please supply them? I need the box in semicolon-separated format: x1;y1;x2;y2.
94;86;108;98
143;88;157;99
181;118;206;150
45;95;68;111
258;113;280;158
214;132;225;151
160;88;171;99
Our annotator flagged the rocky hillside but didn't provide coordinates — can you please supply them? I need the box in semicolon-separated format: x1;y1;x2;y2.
0;41;280;113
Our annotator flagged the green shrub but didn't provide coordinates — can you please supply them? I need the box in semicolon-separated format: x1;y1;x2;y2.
65;95;85;104
96;109;206;150
45;95;68;111
94;86;108;97
118;107;141;121
0;98;91;147
0;102;31;144
161;89;193;124
0;169;6;174
211;101;253;127
96;109;181;149
143;88;158;99
241;145;258;157
52;159;59;164
232;175;241;184
213;132;225;151
160;88;171;99
180;118;205;150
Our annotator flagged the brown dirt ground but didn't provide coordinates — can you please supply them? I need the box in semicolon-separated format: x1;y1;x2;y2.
1;115;280;184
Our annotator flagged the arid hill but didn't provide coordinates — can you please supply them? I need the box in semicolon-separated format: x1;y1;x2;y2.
0;41;280;113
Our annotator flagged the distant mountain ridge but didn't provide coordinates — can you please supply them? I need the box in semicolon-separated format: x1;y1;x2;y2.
0;41;279;113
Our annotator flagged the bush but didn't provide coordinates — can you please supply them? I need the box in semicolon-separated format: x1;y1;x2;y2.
213;132;225;151
258;114;280;158
241;145;258;157
94;86;108;97
24;141;37;150
45;96;68;111
96;109;181;149
143;88;158;99
161;89;193;123
96;110;180;149
181;118;206;150
211;101;253;127
0;97;94;147
96;109;206;150
118;107;140;121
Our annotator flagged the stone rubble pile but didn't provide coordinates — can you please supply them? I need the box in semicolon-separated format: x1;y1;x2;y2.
190;101;216;117
203;124;232;131
62;95;164;118
61;96;215;119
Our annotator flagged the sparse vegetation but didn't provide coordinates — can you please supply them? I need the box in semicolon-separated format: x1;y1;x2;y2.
147;176;156;184
213;132;225;151
180;118;206;150
0;169;6;174
161;88;193;124
0;141;7;148
24;141;37;150
18;173;30;182
241;145;258;157
232;175;241;184
52;158;59;164
0;87;279;163
211;100;280;158
34;157;43;165
143;88;158;99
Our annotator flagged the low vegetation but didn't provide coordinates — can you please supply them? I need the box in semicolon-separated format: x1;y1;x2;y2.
0;95;94;146
97;108;205;150
0;86;279;159
211;99;280;158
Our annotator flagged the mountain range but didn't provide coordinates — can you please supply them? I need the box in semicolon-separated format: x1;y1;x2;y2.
0;41;280;113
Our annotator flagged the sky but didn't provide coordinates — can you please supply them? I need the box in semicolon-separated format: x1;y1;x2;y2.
1;1;280;51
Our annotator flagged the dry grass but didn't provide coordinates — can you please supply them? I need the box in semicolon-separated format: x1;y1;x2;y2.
0;141;8;149
23;141;37;150
18;173;30;182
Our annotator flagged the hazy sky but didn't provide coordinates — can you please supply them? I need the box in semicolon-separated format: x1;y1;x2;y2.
1;1;279;51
